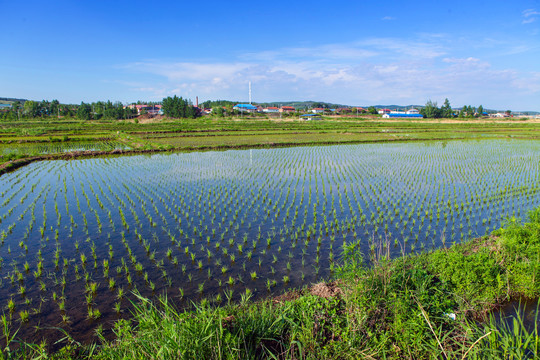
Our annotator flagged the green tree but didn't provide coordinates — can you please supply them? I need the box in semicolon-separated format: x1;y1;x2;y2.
61;106;74;117
23;101;43;118
162;95;197;119
468;106;476;118
77;102;92;120
441;98;453;118
40;100;50;116
29;101;43;117
477;105;484;117
12;101;21;118
367;106;378;115
50;99;59;117
420;100;442;118
213;107;224;117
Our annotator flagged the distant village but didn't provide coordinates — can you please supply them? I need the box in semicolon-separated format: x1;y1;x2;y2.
122;102;532;120
123;103;426;119
1;96;538;120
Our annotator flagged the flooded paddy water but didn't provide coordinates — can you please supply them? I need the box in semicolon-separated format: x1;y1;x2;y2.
0;139;539;347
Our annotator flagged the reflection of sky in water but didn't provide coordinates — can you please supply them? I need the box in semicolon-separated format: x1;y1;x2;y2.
0;139;539;346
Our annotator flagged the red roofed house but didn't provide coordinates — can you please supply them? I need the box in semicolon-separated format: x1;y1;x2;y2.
263;107;280;113
280;106;296;113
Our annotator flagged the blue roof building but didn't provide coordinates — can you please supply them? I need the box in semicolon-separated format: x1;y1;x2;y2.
382;113;424;118
233;104;258;112
299;114;322;120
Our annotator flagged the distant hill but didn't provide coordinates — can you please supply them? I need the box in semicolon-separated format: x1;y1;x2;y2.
366;105;538;115
0;97;27;104
370;105;423;111
257;101;349;109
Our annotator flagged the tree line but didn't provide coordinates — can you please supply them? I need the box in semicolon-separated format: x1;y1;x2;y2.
0;99;138;120
0;96;511;121
420;99;486;119
0;96;202;121
161;96;198;119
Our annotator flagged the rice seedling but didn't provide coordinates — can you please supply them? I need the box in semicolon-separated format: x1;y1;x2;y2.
7;299;15;314
1;139;539;346
108;278;116;290
19;310;29;323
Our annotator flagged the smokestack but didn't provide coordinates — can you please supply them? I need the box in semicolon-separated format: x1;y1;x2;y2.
196;96;199;108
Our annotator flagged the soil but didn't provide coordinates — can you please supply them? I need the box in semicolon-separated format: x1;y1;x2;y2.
310;282;343;299
272;281;343;304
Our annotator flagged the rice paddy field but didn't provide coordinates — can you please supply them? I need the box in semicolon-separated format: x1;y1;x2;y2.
1;138;539;348
0;141;130;156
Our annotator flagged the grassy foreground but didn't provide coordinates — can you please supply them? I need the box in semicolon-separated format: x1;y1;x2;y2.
3;209;539;359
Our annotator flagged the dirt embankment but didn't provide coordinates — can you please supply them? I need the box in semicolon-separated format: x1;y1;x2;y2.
0;148;164;176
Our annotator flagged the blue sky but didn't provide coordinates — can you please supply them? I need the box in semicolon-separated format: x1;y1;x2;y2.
1;0;539;111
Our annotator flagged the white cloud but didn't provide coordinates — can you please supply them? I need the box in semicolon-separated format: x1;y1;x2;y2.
512;72;540;92
119;36;540;109
522;8;540;24
359;37;446;58
242;43;378;61
382;16;395;21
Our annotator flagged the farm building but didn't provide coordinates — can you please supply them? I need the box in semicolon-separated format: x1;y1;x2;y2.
382;113;424;119
262;107;280;113
490;113;509;118
280;106;296;113
126;104;162;115
233;104;258;113
378;108;391;114
300;114;322;120
311;108;325;114
406;108;420;114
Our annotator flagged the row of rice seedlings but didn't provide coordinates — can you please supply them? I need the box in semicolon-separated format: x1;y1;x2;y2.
0;140;539;337
0;140;130;157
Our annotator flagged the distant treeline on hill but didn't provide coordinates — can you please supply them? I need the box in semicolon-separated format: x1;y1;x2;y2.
0;97;28;104
2;96;538;117
199;100;238;109
198;100;351;110
259;101;349;109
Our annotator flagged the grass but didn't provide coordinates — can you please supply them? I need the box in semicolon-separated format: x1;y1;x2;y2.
4;207;539;359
